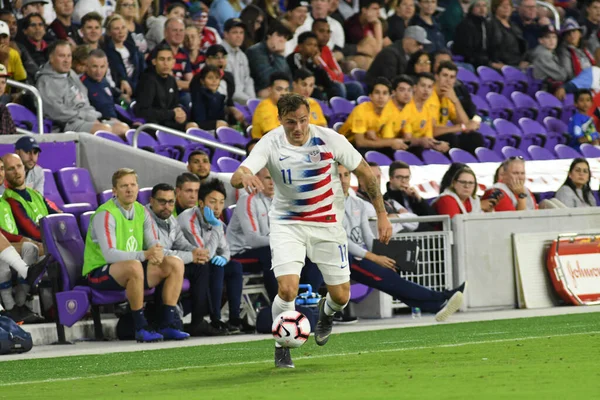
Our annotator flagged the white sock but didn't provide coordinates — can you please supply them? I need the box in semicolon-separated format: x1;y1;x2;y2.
324;293;347;316
272;295;295;348
0;247;28;279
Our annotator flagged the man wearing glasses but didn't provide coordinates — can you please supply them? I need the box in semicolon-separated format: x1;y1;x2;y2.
483;157;538;211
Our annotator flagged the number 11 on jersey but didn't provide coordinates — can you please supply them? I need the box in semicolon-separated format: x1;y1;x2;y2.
281;169;292;184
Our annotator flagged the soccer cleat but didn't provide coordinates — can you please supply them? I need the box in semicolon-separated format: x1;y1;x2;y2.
158;326;190;341
274;346;295;368
26;256;49;287
135;328;164;343
435;289;466;322
314;298;334;346
333;310;358;325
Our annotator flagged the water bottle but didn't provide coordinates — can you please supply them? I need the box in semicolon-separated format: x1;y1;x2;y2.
411;307;422;319
255;301;262;315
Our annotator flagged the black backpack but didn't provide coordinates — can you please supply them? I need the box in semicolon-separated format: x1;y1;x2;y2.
0;316;33;355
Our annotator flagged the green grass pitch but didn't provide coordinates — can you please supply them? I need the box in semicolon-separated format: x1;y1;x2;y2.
0;313;599;399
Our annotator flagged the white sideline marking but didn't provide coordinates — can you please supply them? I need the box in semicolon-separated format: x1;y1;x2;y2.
0;330;598;388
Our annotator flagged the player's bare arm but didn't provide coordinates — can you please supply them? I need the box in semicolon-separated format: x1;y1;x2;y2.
353;159;393;244
231;166;265;194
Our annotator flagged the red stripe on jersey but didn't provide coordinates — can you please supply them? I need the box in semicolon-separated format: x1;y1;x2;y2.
190;213;204;247
247;194;257;231
288;203;333;217
321;152;334;160
295;188;334;206
104;212;113;248
284;214;337;223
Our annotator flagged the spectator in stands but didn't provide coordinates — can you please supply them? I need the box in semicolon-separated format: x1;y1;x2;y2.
134;44;198;132
45;0;80;44
483;157;538;211
365;25;429;89
252;0;282;28
386;74;413;135
0;11;37;84
186;150;238;205
245;138;259;154
161;17;193;105
222;18;255;104
239;4;266;50
582;0;600;45
247;22;292;97
386;0;415;43
312;18;363;100
295;0;345;55
145;2;186;52
3;153;58;241
227;167;323;302
554;158;598;207
251;71;290;138
488;0;528;69
37;40;126;134
190;65;227;130
406;50;431;77
174;172;200;217
410;0;446;52
81;49;132;135
452;0;490;68
18;13;49;69
558;18;595;81
189;8;223;52
403;72;450;155
430;61;484;154
146;183;224;336
209;0;244;32
115;0;148;55
103;14;145;96
0;65;16;126
282;0;310;56
14;136;44;194
79;12;103;50
567;89;600;148
20;0;47;19
432;49;477;118
286;31;332;100
340;77;408;158
71;44;90;75
339;163;465;321
73;0;116;25
83;168;189;342
178;179;244;334
434;165;496;217
384;160;436;221
344;0;383;68
292;69;327;126
439;162;466;192
184;26;204;76
531;25;568;90
510;0;547;50
0;21;27;84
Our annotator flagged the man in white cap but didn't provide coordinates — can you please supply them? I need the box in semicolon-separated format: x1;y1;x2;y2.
0;21;26;84
14;136;44;194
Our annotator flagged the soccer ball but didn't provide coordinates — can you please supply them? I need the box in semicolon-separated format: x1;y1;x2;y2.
272;311;311;348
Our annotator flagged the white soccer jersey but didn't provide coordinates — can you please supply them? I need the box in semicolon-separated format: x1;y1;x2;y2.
241;124;363;227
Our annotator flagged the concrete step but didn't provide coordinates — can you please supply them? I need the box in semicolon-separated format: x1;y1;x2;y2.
23;317;118;345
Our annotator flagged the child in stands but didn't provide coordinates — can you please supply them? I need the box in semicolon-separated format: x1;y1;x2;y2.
568;89;599;149
190;65;228;131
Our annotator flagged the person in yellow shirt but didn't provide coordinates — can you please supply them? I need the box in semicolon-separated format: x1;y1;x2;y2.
0;21;26;90
251;72;290;139
385;75;415;141
403;72;450;155
292;69;327;127
429;61;484;154
339;77;408;158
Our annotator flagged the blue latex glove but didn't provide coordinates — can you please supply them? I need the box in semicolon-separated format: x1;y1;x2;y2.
211;255;227;267
204;206;221;226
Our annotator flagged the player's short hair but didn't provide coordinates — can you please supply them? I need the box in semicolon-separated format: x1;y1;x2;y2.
81;11;103;27
175;172;200;189
22;13;45;30
151;183;175;197
167;1;187;14
48;39;71;57
187;150;209;163
389;161;409;178
199;65;221;81
367;161;380;168
392;74;414;89
369;77;392;94
198;178;227;201
267;21;292;39
245;138;260;154
297;31;317;45
575;88;593;103
112;168;138;188
270;71;291;86
436;60;458;75
152;42;174;59
415;72;435;85
293;68;314;82
360;0;381;10
312;17;328;27
277;93;310;118
88;48;107;59
72;45;91;64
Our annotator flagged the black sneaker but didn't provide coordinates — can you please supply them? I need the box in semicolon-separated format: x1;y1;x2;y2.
274;346;294;368
333;310;358;325
185;321;226;337
314;298;334;346
26;256;49;287
0;307;24;324
211;319;231;335
227;317;255;334
17;305;45;324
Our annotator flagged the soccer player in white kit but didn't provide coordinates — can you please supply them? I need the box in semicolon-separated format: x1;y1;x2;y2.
231;93;392;368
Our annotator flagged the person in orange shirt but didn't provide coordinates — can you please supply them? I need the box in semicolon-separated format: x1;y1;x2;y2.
338;77;408;158
291;68;327;126
251;72;290;139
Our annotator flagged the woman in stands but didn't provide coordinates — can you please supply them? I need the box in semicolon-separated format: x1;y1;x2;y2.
406;50;431;78
558;18;595;81
488;0;528;69
240;4;267;50
554;158;598;207
115;0;148;54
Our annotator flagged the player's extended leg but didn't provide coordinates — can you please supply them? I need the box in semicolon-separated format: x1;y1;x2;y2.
315;281;350;346
0;234;47;287
273;273;300;368
146;256;189;340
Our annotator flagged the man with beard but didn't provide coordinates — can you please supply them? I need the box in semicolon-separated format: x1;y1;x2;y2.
186;150;239;207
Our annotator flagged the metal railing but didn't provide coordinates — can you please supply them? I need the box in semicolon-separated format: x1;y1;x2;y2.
7;79;44;135
131;123;247;156
537;1;560;30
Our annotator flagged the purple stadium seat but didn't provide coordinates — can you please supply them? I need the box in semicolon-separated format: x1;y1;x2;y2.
125;130;177;159
477;66;504;95
525;67;544;97
475;147;503;162
247;98;260;115
501;146;530;160
223;205;235;224
40;214;155;340
7;103;52;133
317;99;333;122
517;118;547;149
510;92;539;121
350;283;373;303
234;103;252;124
501;66;529;97
528;145;556;160
580;143;600;158
486;92;514;121
333;122;344;132
44;169;65;209
543;116;568;136
217;156;241;172
98;189;113;205
157;130;208;162
329;97;354;124
535;91;563;120
351;68;366;82
95;130;126;144
55;167;98;208
478;122;497;148
115;104;145;125
563;93;576;122
216;126;250;146
137;187;152;205
365;151;392;166
457;67;480;95
492;118;521;150
394;150;423;165
449;148;478;163
79;211;93;236
356;95;370;104
421;149;451;165
471;94;490;117
554;144;582;159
